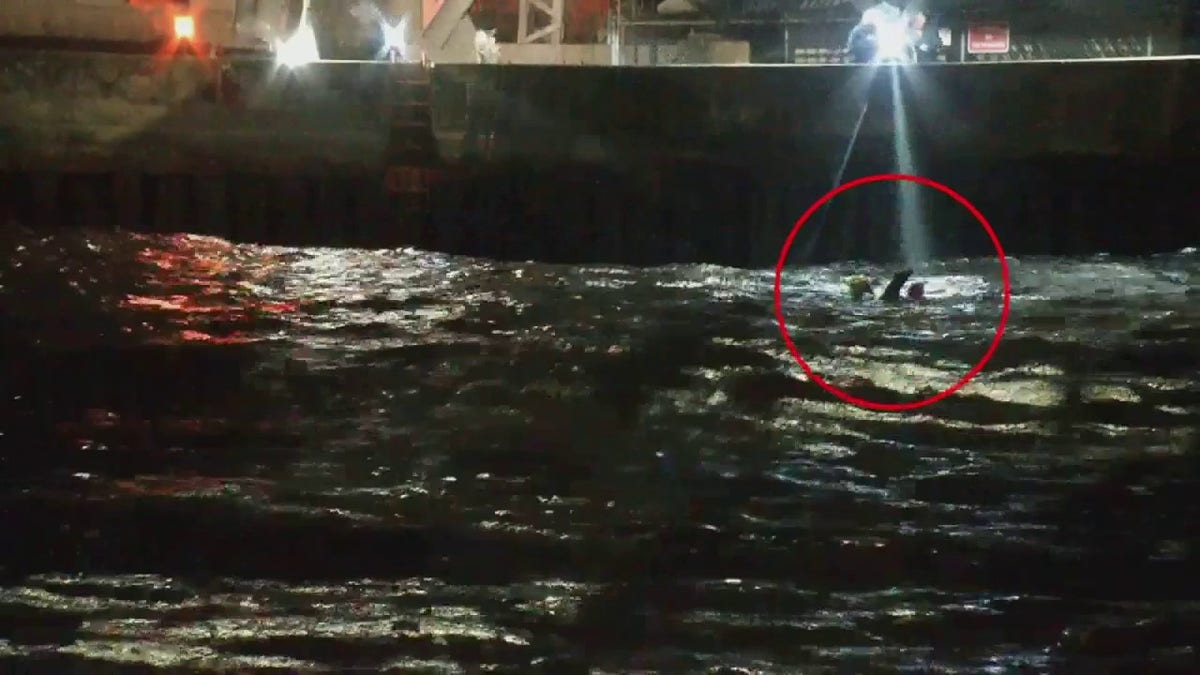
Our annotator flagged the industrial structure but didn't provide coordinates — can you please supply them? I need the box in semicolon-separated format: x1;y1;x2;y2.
0;1;1194;65
0;1;1197;264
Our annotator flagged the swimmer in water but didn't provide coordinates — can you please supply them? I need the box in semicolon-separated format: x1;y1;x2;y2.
847;269;922;303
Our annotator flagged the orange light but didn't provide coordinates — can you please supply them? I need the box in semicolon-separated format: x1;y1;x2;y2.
173;14;196;41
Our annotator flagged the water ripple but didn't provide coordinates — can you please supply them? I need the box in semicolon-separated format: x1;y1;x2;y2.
1;230;1198;672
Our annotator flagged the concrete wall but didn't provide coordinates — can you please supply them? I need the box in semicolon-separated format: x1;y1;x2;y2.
8;50;1192;168
495;41;753;66
434;58;1197;162
1;50;1197;264
498;43;613;65
0;50;393;169
0;0;175;43
0;0;263;50
423;59;1197;263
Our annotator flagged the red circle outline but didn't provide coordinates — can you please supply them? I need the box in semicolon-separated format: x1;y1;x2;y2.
773;173;1011;412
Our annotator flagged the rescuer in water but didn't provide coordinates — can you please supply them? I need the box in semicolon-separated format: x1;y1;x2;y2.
847;269;925;303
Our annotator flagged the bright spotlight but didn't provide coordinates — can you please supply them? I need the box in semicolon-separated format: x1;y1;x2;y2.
875;22;913;63
275;21;320;69
378;16;411;61
173;14;196;42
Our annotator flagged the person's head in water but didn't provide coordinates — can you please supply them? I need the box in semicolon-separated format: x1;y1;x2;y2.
847;275;874;301
847;270;920;303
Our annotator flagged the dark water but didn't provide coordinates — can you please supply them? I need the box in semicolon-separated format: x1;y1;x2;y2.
1;228;1198;673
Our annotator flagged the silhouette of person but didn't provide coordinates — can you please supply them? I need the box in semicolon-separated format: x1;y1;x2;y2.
847;21;879;64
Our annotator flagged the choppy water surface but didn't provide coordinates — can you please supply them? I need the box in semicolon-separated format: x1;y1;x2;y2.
1;229;1198;673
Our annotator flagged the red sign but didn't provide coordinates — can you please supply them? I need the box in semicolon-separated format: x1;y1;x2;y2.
967;22;1010;54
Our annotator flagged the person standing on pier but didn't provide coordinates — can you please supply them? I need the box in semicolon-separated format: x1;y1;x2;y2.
847;21;879;64
909;11;938;63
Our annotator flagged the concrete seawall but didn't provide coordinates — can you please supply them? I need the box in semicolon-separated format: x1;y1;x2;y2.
0;51;394;169
437;58;1195;162
1;50;1197;265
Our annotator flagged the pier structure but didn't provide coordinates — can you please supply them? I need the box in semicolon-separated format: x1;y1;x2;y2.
0;0;1198;264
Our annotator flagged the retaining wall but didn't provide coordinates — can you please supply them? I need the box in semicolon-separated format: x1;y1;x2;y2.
1;50;1197;265
437;58;1195;162
0;51;394;169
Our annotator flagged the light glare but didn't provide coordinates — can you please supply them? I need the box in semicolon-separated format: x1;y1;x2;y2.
876;23;911;62
378;16;411;61
173;15;195;41
275;21;320;69
862;2;915;64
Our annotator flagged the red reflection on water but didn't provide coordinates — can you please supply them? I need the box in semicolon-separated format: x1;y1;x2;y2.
178;329;250;344
121;237;301;343
57;407;299;467
109;475;273;499
260;301;299;313
124;295;232;313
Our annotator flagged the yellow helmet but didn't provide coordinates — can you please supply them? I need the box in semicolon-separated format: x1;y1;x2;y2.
846;275;874;301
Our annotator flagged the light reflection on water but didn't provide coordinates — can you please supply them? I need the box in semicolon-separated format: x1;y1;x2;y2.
0;228;1198;673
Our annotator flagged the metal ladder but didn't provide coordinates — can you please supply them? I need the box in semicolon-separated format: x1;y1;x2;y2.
383;64;439;200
